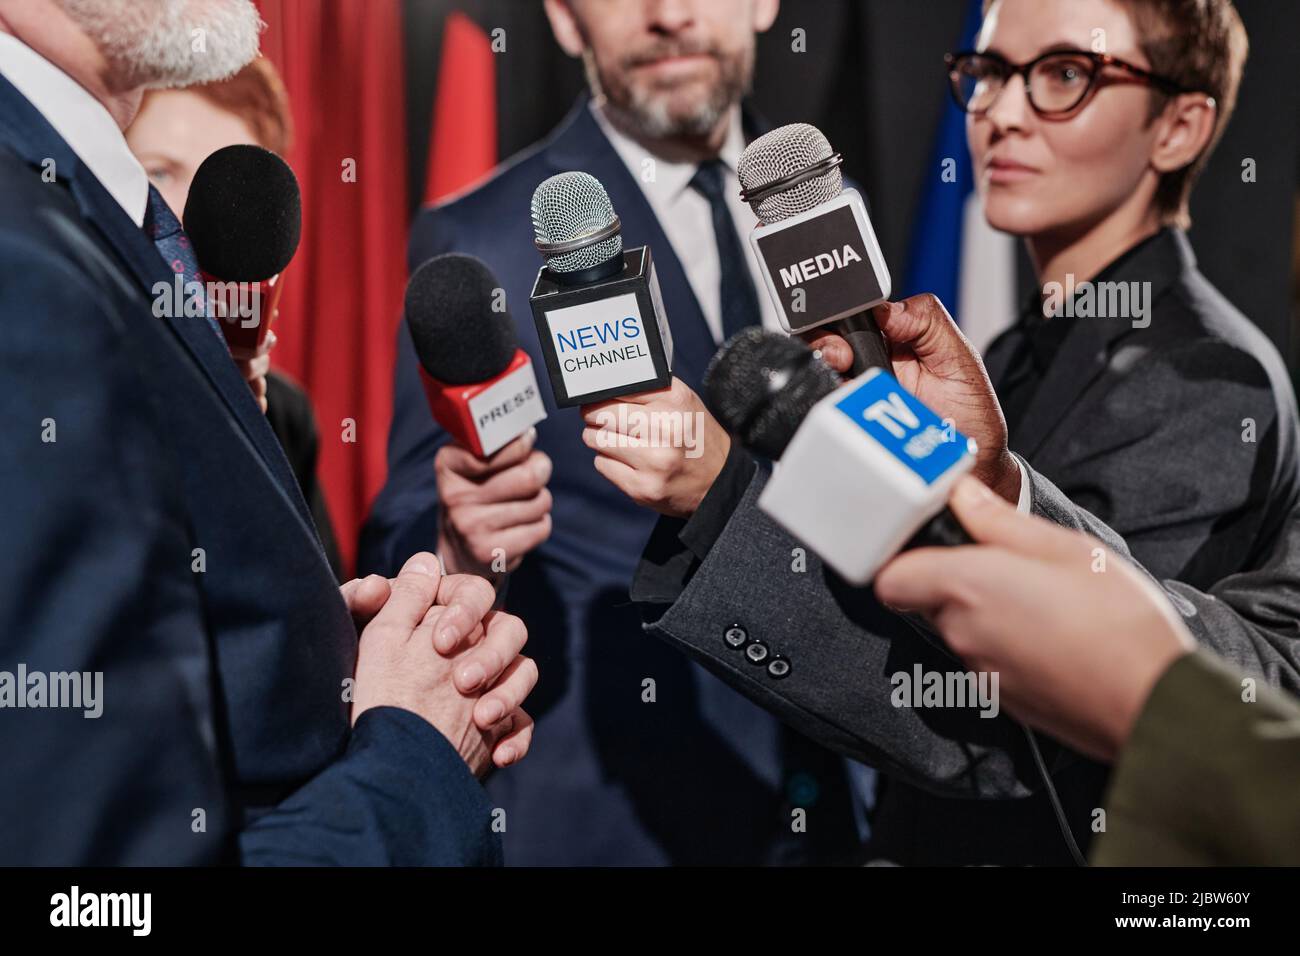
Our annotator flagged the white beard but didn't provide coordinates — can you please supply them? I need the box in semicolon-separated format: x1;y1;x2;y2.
57;0;263;89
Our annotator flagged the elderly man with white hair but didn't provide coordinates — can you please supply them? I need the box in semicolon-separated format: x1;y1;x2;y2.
0;0;537;866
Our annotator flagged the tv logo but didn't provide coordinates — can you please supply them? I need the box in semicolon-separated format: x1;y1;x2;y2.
543;292;657;396
475;384;539;430
862;392;919;439
835;371;971;485
528;244;673;405
750;191;889;333
464;360;546;457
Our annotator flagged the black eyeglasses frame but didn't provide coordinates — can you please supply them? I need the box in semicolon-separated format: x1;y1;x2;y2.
944;48;1194;117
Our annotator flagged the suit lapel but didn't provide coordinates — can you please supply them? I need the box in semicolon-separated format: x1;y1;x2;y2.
543;99;720;390
981;327;1020;388
0;75;316;531
81;183;312;521
1009;229;1191;459
1008;318;1116;458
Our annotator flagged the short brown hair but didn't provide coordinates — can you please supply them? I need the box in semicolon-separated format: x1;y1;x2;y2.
982;0;1248;228
151;56;295;155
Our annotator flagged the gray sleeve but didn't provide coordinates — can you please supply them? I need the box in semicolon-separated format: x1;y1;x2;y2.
1025;460;1300;693
632;465;1048;799
1022;456;1132;555
1164;509;1300;693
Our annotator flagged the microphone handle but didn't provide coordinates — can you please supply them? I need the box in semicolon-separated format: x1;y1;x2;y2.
906;505;973;550
831;309;892;375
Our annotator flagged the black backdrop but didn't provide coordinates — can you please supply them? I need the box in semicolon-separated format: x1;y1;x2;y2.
402;0;1300;364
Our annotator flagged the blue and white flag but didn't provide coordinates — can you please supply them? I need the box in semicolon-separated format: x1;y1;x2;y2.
903;0;1019;354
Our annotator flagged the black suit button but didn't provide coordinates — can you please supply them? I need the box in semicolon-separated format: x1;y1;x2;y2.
767;657;791;679
745;641;769;664
724;625;748;649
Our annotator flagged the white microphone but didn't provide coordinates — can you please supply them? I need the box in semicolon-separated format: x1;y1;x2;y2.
737;123;892;375
705;329;974;584
527;171;673;406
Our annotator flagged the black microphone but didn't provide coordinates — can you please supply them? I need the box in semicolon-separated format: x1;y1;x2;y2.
705;329;973;584
736;123;892;376
406;253;547;458
183;143;301;353
527;171;673;406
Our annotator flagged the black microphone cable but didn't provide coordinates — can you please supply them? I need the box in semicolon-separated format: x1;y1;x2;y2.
1023;724;1090;866
896;612;1091;867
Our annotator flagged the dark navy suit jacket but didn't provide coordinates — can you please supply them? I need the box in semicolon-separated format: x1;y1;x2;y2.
0;74;499;865
360;97;856;864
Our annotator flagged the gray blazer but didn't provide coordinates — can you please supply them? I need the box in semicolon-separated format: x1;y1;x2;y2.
631;230;1300;864
634;460;1300;784
633;461;1130;797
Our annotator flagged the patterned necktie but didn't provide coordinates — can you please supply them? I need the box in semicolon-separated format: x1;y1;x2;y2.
142;184;226;346
689;159;761;343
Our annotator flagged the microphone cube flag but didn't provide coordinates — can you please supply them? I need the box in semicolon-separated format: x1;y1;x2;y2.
203;272;286;353
749;188;891;335
528;246;673;407
419;349;546;459
405;252;547;459
758;368;975;584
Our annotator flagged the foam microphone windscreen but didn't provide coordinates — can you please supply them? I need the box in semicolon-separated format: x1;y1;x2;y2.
405;253;518;385
704;328;842;460
183;144;302;281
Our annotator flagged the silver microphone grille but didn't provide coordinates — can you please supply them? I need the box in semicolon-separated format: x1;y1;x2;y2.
530;171;624;273
737;123;843;224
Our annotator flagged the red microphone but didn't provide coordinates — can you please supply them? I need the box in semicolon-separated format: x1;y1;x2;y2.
406;253;547;458
183;144;301;354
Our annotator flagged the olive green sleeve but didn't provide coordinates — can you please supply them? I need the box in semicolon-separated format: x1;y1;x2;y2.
1093;649;1300;866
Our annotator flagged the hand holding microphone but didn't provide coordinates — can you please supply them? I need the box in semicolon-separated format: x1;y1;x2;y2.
404;253;551;580
528;170;732;517
733;118;1014;495
805;294;1022;504
435;432;553;579
580;377;732;518
231;329;277;413
876;477;1194;762
705;329;976;584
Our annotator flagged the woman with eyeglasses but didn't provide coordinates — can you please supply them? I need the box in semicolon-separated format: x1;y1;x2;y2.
782;0;1300;864
950;0;1226;325
802;0;1299;591
915;0;1300;592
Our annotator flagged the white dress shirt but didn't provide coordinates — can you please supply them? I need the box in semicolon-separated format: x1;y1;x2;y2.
593;102;779;343
0;31;148;226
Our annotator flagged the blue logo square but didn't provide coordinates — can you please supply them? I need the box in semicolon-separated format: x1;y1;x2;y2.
834;372;971;484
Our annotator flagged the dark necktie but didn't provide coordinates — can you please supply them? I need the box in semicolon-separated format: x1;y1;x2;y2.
689;159;761;343
142;185;226;346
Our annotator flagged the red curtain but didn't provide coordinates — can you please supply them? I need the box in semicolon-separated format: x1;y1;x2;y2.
424;10;497;204
255;0;408;575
